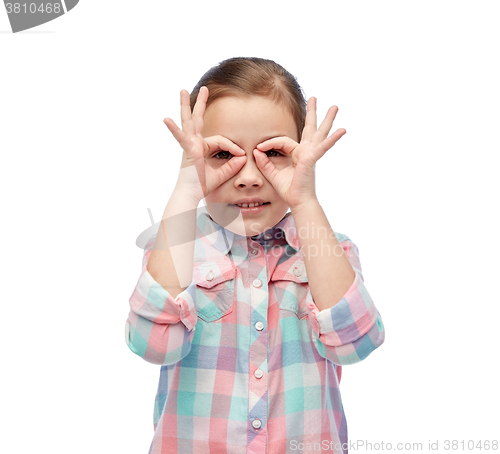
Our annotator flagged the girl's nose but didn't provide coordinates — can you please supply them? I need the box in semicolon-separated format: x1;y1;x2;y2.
233;150;264;188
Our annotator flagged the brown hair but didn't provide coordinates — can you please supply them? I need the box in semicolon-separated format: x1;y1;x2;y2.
190;57;307;139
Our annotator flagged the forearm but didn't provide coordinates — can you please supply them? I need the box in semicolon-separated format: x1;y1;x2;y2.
291;199;355;311
147;183;200;299
127;174;200;363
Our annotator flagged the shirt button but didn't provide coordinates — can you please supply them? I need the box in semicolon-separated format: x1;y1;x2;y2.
252;418;262;429
263;233;272;240
255;321;264;331
206;270;215;281
252;279;262;288
251;249;258;255
254;369;263;379
293;267;301;276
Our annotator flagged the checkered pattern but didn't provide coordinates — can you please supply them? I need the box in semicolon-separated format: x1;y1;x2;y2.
126;208;385;454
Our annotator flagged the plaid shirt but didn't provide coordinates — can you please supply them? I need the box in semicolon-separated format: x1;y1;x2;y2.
126;208;385;454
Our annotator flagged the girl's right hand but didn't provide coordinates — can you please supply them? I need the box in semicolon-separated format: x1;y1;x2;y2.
163;86;246;202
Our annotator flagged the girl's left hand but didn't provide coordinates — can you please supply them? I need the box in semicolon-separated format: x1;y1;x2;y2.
253;97;346;211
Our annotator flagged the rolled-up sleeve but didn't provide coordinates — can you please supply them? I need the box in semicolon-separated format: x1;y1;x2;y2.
125;235;197;365
307;238;385;365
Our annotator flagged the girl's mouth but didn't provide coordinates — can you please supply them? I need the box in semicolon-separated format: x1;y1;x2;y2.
230;202;270;214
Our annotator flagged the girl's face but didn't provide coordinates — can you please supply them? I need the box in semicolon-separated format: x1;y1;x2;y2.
203;95;299;237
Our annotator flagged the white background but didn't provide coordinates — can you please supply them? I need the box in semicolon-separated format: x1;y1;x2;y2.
1;1;499;453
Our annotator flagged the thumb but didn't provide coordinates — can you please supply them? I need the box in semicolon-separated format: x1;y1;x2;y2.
213;156;246;186
253;149;278;184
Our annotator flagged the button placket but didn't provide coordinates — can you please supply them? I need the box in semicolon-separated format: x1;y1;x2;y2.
248;252;268;444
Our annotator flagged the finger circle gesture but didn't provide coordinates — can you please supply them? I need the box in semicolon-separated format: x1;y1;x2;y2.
163;87;247;201
254;97;346;209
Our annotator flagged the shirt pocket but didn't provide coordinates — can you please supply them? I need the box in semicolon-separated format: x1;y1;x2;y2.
270;258;309;320
193;258;236;322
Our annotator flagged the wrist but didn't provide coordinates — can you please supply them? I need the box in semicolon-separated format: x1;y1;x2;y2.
168;188;200;212
163;187;200;223
174;165;205;205
290;197;320;217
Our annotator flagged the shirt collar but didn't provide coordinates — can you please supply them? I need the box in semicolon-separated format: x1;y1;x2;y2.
195;206;300;258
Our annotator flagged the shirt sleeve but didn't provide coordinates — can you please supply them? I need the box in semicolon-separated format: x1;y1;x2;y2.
125;234;197;365
307;237;385;365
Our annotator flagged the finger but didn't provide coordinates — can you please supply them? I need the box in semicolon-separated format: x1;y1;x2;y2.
213;155;247;185
302;97;317;142
192;86;208;118
163;117;187;144
255;136;298;155
205;135;246;157
312;128;346;161
179;89;194;134
253;148;280;184
192;86;209;134
316;106;339;142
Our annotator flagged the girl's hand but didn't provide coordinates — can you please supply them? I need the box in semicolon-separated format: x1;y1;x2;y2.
164;86;247;203
253;97;346;211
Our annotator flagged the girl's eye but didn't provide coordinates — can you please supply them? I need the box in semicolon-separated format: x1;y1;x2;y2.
266;149;282;158
213;150;234;160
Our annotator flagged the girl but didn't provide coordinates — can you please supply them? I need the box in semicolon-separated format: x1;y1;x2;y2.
126;57;385;454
